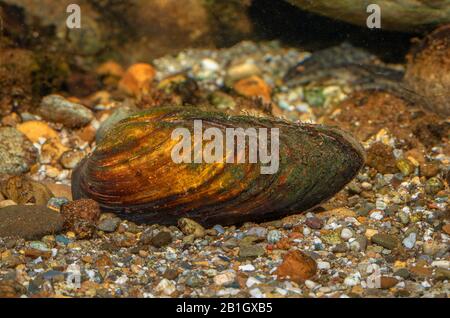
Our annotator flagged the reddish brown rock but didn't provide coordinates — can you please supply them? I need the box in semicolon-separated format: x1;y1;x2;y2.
420;162;441;178
410;266;433;278
24;248;52;259
304;217;323;229
380;276;399;289
275;250;317;284
61;199;101;239
366;142;397;174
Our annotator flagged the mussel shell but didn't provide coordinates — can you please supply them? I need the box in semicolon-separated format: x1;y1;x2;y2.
72;106;365;226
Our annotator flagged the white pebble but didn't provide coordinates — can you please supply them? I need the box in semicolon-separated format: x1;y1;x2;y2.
213;271;236;286
249;288;264;298
216;288;240;296
431;260;449;269
317;261;331;270
350;241;361;252
318;286;331;293
275;288;288;296
376;200;387;210
246;277;261;288
155;279;176;296
201;58;220;71
370;211;384;220
239;264;256;272
421;281;431;288
303;227;311;236
305;280;318;289
344;274;361;287
115;275;128;285
340;228;353;240
402;206;411;214
402;232;416;249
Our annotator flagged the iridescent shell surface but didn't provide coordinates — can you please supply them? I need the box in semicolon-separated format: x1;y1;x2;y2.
72;106;365;226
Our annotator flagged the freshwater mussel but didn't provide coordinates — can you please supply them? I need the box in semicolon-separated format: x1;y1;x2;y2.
72;106;365;226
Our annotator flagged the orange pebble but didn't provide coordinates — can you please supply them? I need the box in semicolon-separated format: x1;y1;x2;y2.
233;75;271;103
119;63;156;96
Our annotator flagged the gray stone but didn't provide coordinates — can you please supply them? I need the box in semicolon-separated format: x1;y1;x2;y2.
39;94;94;128
97;216;121;233
245;227;267;238
47;197;70;210
150;231;173;248
333;242;348;253
357;203;374;217
0;127;37;174
185;272;205;288
0;205;64;240
394;268;410;279
355;235;368;251
239;244;266;258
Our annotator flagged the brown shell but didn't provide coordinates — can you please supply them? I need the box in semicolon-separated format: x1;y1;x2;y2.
72;106;365;226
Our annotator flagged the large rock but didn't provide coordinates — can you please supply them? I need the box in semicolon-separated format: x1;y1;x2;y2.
405;24;450;117
0;127;37;175
0;205;64;240
3;0;254;63
38;95;94;128
287;0;450;32
1;176;53;205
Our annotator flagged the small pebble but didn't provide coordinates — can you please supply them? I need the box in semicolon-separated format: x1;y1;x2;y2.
340;228;353;241
239;264;256;272
267;230;282;244
213;271;236;286
402;232;416;249
371;233;399;250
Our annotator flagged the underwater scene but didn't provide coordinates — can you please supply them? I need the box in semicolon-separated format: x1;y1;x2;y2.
0;0;448;300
